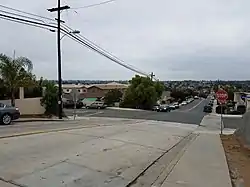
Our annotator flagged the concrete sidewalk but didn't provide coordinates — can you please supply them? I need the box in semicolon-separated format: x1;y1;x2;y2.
161;133;232;187
160;114;233;187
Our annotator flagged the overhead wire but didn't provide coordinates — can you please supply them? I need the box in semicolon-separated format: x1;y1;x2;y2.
0;9;45;23
0;6;152;77
59;24;149;76
0;16;55;32
0;4;55;22
71;0;116;10
0;13;57;30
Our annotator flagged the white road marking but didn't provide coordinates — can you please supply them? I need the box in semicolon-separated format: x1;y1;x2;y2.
185;99;204;112
83;111;104;117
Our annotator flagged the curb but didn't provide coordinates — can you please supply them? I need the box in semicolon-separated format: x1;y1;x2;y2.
0;125;100;139
210;114;243;118
107;107;145;112
15;118;68;123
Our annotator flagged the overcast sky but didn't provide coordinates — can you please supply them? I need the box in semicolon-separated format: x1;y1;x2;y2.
0;0;250;80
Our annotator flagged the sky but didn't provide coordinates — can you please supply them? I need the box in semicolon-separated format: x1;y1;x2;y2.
0;0;250;80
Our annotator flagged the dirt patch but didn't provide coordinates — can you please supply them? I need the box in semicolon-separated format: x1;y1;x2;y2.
221;134;250;187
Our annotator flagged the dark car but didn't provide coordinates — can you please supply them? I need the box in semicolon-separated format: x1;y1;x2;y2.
63;100;84;109
203;105;212;113
152;104;160;111
157;105;171;112
0;103;20;125
208;101;213;106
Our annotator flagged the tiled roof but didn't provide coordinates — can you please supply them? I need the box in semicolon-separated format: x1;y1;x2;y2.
61;82;129;90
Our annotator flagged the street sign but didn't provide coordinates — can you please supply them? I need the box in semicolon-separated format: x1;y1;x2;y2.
216;89;228;104
71;88;81;120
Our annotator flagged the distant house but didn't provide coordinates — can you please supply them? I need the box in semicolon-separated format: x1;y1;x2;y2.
161;91;172;100
59;82;129;100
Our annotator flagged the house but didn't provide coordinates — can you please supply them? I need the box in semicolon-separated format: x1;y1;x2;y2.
60;82;129;100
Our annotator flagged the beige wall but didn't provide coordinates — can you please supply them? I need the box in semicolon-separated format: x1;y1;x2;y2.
15;98;45;115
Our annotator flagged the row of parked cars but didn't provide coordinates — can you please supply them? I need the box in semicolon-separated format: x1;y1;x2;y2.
152;98;196;112
63;100;107;109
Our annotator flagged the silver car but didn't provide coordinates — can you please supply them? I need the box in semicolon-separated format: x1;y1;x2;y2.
0;103;20;125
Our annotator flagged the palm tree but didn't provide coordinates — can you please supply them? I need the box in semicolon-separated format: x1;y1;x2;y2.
0;53;34;106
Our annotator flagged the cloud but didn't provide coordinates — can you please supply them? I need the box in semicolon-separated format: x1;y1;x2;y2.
0;0;249;80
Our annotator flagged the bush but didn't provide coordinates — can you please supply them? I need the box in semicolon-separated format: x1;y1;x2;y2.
40;81;59;116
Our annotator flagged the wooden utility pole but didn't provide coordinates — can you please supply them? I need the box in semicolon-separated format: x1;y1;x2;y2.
150;72;155;81
48;1;70;119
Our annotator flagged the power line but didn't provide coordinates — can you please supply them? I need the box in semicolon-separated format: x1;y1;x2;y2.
0;4;55;22
0;10;151;77
0;9;47;23
0;16;55;32
0;13;57;30
0;4;144;74
71;0;116;10
59;24;149;75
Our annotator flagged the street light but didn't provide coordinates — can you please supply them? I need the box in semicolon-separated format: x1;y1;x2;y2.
48;2;70;119
60;30;80;40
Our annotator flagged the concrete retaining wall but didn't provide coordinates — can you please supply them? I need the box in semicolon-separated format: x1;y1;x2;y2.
0;98;45;115
235;110;250;146
15;98;45;115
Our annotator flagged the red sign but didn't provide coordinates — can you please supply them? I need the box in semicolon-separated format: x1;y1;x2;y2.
216;90;228;104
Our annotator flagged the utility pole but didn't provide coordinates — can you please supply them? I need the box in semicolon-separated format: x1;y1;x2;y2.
150;72;155;81
48;1;70;119
13;50;16;60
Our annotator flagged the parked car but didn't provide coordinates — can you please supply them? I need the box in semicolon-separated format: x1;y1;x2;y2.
208;101;213;106
63;99;84;109
86;102;107;109
152;104;160;111
181;101;188;105
203;105;212;113
0;103;20;125
173;102;180;109
216;105;227;114
194;96;199;99
169;104;176;110
237;105;246;114
157;105;171;112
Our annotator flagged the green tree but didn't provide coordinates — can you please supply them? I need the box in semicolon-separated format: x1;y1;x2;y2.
40;80;58;116
104;89;123;106
154;81;165;99
120;75;159;110
170;89;186;102
0;54;34;106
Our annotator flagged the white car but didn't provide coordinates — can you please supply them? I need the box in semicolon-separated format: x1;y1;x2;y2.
181;101;188;105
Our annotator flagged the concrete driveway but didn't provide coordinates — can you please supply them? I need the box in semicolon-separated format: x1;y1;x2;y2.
0;118;196;187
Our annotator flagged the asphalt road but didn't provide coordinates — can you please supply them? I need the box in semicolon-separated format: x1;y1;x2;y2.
65;99;209;125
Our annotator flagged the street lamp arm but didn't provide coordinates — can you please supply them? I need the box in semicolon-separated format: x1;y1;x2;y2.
60;33;67;40
60;30;80;40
